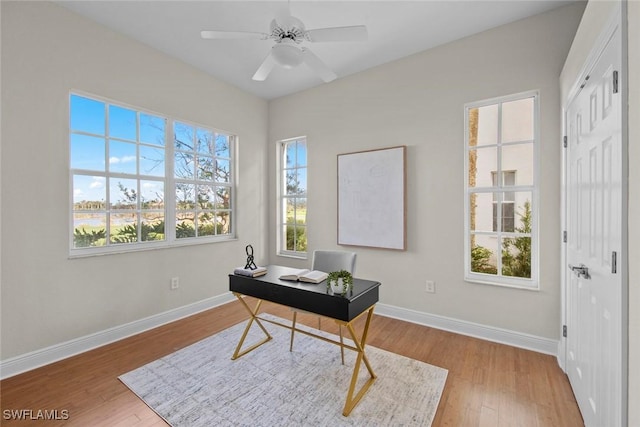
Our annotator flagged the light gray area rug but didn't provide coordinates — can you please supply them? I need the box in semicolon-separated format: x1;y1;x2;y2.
119;314;448;426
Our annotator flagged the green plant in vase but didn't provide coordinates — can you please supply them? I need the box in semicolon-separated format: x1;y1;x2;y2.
326;270;353;296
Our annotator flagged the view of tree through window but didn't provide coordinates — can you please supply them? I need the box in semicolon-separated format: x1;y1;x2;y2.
174;122;232;239
279;138;307;254
465;92;537;287
70;93;235;253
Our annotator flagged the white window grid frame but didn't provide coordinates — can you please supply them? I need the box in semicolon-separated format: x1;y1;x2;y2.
276;136;308;259
172;118;235;241
492;170;517;232
69;90;237;258
463;90;540;290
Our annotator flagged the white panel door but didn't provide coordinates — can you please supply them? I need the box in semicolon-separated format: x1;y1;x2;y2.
565;27;622;427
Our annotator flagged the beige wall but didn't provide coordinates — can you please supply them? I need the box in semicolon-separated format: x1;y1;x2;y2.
0;2;268;360
627;1;639;424
268;4;585;339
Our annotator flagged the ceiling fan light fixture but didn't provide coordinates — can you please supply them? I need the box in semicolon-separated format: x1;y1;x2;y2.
271;43;304;68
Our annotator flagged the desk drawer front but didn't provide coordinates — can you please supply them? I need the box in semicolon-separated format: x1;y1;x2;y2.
230;275;355;321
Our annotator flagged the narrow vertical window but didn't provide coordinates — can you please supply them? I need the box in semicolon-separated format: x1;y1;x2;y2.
278;138;307;256
173;121;234;239
465;91;538;288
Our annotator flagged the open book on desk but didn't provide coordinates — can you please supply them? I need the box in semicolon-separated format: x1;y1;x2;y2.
279;269;328;284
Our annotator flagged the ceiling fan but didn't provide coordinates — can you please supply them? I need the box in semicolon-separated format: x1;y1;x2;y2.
200;8;367;82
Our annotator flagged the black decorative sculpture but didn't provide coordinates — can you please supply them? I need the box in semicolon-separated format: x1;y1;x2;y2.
244;245;257;270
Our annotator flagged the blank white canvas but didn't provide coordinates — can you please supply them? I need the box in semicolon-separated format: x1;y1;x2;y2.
338;146;406;250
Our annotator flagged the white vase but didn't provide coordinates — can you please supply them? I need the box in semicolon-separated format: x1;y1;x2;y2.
330;278;344;295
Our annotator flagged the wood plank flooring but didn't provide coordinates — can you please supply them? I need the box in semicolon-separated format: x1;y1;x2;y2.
0;299;583;426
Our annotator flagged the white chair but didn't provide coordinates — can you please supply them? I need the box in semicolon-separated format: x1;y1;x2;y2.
289;250;357;364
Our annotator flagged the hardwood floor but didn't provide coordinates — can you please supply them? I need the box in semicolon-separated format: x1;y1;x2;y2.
0;299;583;426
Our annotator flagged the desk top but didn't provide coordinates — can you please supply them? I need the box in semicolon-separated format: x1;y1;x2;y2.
229;265;381;321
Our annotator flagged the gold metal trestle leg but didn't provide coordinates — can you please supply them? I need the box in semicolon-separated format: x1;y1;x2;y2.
230;293;377;416
231;293;272;360
341;307;377;416
289;311;297;352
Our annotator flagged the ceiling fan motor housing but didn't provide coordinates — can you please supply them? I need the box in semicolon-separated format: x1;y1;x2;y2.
270;16;306;43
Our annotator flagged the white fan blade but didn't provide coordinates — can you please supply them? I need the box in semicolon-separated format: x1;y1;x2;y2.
201;30;268;40
305;25;367;43
301;48;337;82
252;51;277;81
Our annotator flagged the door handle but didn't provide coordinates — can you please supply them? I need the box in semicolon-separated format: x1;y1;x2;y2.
569;263;591;279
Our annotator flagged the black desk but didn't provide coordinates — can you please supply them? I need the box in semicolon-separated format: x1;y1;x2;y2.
228;265;381;416
229;265;380;321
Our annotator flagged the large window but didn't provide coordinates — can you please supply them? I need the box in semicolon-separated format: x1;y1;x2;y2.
278;138;307;257
70;92;235;255
464;91;538;288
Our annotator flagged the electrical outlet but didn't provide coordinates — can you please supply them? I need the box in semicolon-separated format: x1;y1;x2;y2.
170;277;179;290
425;280;436;293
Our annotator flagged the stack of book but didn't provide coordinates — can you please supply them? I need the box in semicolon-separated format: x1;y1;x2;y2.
233;266;268;277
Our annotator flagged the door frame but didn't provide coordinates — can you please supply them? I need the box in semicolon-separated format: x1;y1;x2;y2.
559;2;628;424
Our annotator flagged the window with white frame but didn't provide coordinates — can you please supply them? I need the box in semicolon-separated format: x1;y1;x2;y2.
70;92;235;255
173;121;233;239
464;91;538;288
278;138;307;256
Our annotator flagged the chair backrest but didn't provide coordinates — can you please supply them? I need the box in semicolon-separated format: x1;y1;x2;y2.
311;250;357;274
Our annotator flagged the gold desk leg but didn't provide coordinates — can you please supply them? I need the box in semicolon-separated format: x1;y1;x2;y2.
342;306;377;416
339;326;345;365
231;293;272;360
289;311;298;352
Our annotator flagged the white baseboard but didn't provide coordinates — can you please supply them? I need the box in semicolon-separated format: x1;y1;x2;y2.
1;295;558;380
0;293;236;380
375;303;559;356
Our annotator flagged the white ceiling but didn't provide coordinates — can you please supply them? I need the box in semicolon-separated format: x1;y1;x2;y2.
58;0;578;100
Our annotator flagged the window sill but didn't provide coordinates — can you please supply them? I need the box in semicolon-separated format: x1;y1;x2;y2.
69;236;237;259
277;251;307;261
465;274;539;291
